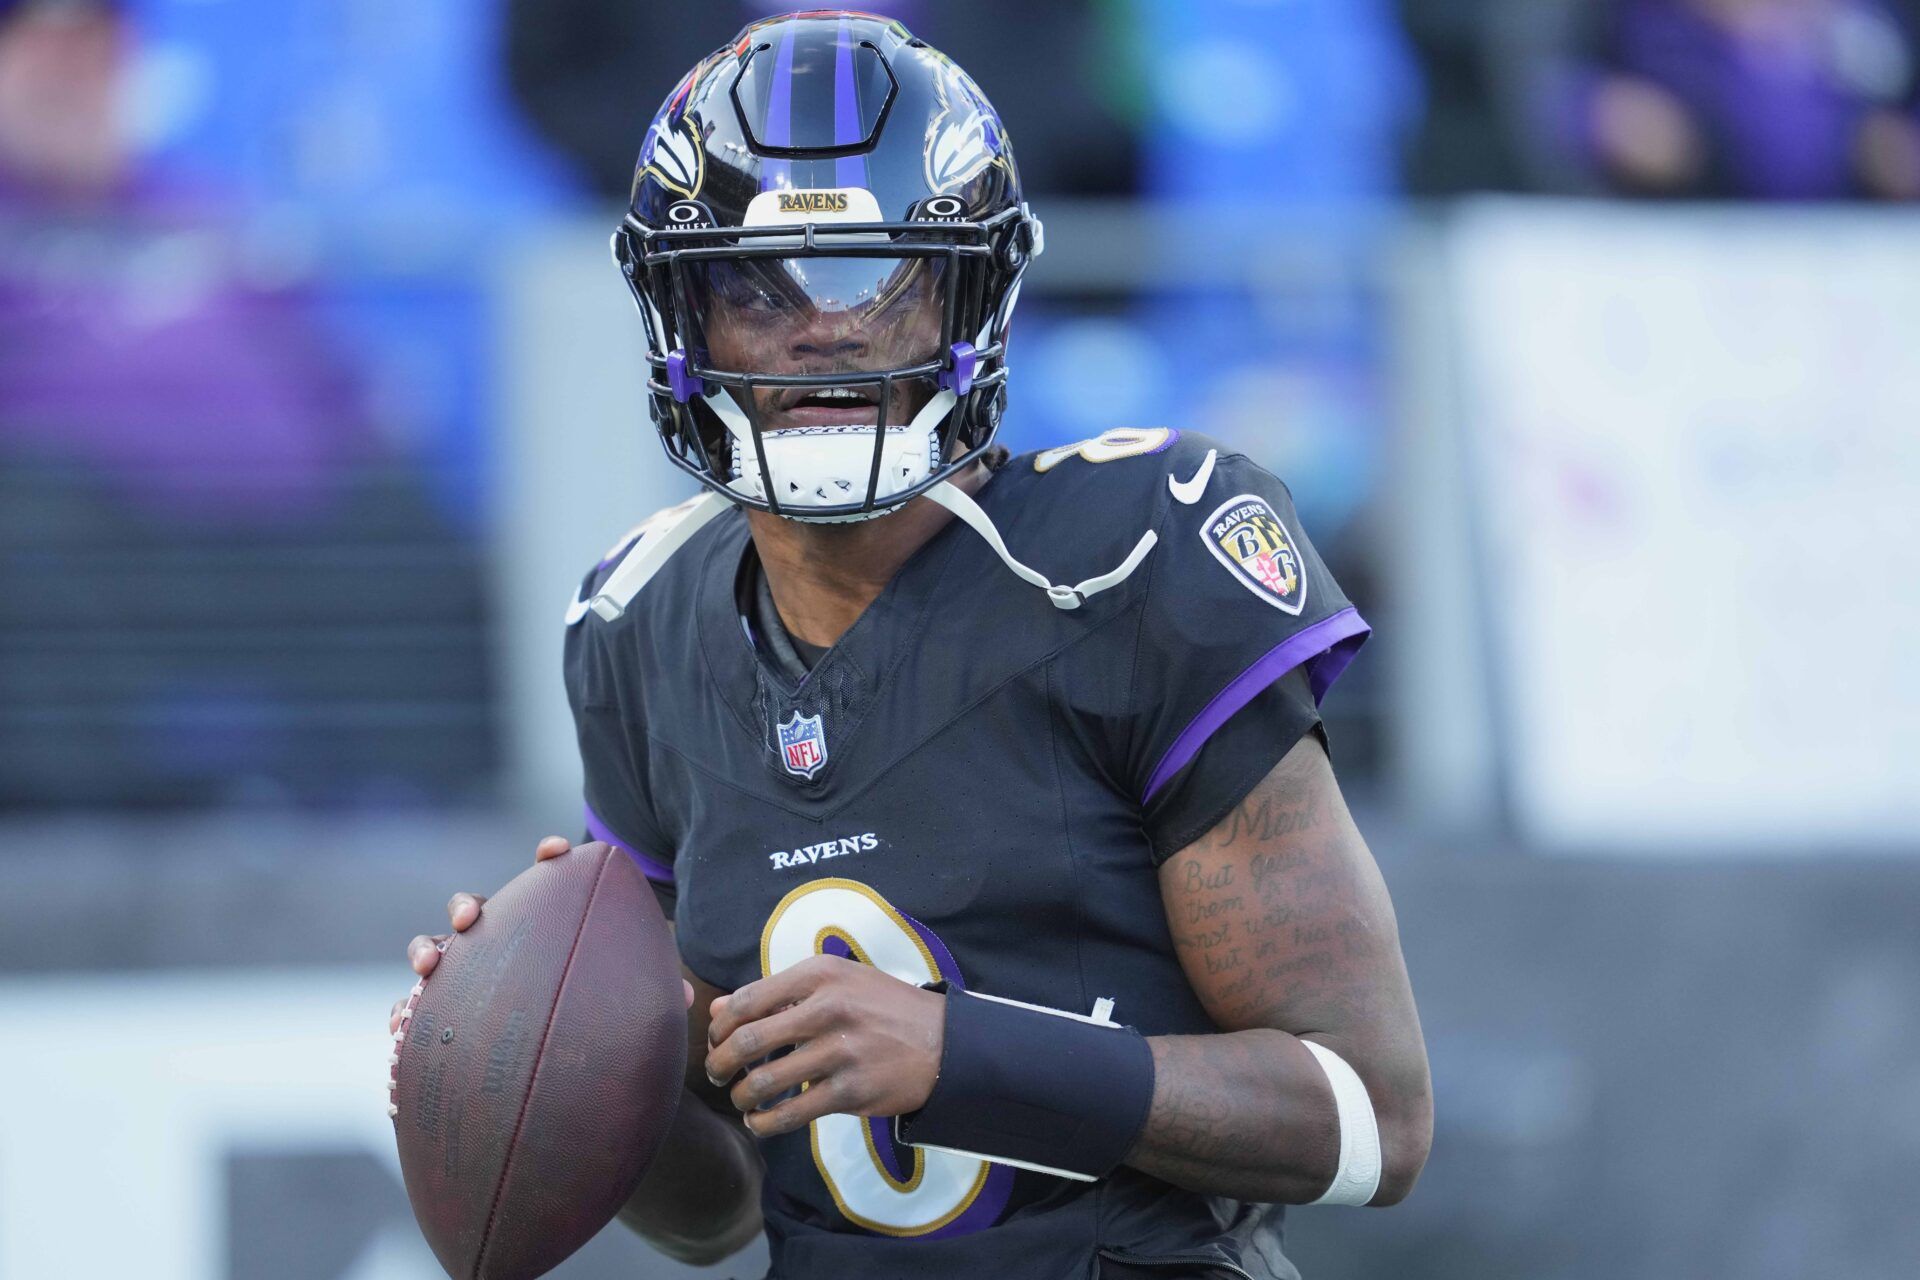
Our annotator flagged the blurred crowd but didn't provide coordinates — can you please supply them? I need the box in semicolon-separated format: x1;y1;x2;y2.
0;0;377;514
1403;0;1920;199
504;0;1920;202
0;0;495;810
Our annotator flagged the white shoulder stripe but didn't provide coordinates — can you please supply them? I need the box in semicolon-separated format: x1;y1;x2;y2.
565;491;728;626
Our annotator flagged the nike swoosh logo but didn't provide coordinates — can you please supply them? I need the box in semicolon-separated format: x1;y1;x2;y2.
1168;449;1217;505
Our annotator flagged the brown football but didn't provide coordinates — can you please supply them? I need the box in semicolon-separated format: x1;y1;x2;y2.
390;841;685;1280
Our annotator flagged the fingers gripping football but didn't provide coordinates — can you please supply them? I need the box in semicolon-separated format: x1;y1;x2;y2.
387;835;569;1033
387;835;695;1036
703;953;945;1138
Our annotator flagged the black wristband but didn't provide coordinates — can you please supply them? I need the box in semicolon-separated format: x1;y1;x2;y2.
893;985;1156;1181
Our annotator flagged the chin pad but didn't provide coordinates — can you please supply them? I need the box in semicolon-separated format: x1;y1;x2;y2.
707;388;957;521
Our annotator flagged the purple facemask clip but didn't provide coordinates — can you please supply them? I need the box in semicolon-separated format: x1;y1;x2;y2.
939;342;978;396
667;349;706;403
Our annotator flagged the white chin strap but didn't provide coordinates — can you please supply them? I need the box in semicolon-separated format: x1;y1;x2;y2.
708;388;954;524
925;480;1158;611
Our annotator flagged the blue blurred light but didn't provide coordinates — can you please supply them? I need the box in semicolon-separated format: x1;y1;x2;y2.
127;0;578;220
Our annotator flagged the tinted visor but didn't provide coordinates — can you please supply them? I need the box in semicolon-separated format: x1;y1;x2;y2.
685;254;951;377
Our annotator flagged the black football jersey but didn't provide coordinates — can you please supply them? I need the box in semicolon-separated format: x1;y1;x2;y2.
562;429;1369;1280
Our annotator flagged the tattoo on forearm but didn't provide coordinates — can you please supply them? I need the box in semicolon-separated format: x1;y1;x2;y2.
1144;1036;1239;1163
1134;1031;1338;1202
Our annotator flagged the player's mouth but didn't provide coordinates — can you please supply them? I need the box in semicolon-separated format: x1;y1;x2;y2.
766;385;883;429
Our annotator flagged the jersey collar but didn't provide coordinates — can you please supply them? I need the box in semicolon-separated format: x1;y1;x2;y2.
695;489;977;791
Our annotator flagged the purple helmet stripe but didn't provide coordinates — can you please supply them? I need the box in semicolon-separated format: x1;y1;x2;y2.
759;20;797;191
833;19;867;188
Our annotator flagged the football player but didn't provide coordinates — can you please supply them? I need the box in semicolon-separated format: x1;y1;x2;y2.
395;13;1431;1279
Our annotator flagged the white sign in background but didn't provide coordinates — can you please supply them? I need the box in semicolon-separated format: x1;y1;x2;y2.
0;967;435;1280
1448;203;1920;850
0;967;753;1280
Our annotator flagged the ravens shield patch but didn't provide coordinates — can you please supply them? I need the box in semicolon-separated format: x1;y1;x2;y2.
1201;494;1307;615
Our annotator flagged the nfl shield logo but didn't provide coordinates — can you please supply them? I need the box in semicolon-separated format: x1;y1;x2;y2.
777;711;828;780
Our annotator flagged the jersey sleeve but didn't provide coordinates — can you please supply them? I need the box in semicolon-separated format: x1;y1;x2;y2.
1127;450;1370;862
564;558;678;908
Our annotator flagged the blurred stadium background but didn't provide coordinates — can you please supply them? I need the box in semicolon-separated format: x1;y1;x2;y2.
2;0;1916;1276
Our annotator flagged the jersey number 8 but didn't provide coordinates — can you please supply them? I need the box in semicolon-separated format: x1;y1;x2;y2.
1032;427;1174;473
759;878;995;1236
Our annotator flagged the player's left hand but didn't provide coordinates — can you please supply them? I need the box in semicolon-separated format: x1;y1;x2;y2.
703;954;945;1137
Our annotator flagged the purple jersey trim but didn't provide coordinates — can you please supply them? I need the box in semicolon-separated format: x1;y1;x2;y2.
902;909;964;991
1142;606;1371;803
584;801;674;883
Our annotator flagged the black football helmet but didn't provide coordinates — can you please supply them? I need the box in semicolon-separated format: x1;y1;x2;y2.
613;11;1044;522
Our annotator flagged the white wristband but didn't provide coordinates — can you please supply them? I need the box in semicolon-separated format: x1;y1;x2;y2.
1301;1040;1382;1207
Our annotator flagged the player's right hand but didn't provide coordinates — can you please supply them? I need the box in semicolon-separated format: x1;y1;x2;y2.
388;835;572;1033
